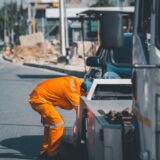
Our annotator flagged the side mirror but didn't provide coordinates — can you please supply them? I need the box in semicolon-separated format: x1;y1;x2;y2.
100;12;123;49
86;56;99;67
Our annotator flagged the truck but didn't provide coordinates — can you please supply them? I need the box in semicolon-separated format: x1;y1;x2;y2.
72;8;136;160
73;79;135;160
73;0;160;160
131;0;160;159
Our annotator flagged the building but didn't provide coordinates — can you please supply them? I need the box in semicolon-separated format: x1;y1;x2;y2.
28;0;98;42
28;0;134;45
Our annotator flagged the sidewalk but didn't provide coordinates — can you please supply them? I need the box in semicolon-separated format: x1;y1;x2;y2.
2;53;87;78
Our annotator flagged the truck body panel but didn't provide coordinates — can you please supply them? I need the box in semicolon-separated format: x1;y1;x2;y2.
132;0;160;159
80;97;132;160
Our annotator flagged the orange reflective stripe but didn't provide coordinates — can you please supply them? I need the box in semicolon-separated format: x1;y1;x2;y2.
71;76;76;92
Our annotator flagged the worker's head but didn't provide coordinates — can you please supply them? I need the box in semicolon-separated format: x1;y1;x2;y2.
80;80;92;96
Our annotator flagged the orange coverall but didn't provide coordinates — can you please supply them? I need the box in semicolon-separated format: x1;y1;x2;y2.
28;76;82;157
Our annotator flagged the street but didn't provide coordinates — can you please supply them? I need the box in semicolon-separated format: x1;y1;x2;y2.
0;57;78;160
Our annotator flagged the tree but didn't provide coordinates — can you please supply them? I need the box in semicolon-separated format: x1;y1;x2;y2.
0;8;4;40
0;2;28;44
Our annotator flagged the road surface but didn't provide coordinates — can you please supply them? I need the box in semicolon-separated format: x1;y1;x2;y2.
0;57;79;160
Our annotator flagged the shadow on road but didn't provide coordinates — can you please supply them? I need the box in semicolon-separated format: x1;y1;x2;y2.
23;63;85;78
0;135;42;159
0;136;82;160
17;74;65;79
60;141;82;160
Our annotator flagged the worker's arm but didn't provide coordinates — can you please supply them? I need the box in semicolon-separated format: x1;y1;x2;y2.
74;106;78;116
67;92;80;109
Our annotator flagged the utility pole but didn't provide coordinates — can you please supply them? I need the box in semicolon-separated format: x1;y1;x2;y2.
28;2;32;34
64;0;69;52
59;0;66;56
42;16;45;35
4;3;7;44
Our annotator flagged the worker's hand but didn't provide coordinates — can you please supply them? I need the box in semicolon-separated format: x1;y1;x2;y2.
73;120;78;142
74;107;78;116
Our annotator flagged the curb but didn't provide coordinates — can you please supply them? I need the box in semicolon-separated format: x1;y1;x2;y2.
2;54;13;62
24;62;85;78
2;54;86;78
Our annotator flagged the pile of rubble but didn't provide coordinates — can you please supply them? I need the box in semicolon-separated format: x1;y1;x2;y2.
11;32;98;66
13;43;58;64
13;32;59;64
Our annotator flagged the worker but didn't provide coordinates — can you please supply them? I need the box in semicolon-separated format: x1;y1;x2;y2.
5;45;11;56
28;76;92;160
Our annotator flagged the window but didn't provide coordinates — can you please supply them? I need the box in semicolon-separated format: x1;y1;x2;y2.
110;33;132;64
156;0;160;49
87;20;98;41
137;0;152;62
137;0;151;35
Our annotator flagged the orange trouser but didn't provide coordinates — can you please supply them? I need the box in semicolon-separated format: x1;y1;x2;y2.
30;102;64;157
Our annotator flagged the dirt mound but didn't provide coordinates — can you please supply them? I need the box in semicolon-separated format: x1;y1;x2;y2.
12;32;60;63
13;44;58;63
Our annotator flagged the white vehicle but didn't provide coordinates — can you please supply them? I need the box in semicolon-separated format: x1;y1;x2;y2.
74;79;134;160
74;0;160;159
132;0;160;159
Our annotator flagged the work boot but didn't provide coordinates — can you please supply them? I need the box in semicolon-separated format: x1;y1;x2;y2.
35;153;48;160
47;153;61;160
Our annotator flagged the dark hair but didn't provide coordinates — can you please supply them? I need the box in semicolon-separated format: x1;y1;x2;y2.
81;82;87;92
80;81;92;92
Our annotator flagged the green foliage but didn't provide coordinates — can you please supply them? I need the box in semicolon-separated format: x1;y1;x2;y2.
0;8;5;40
0;2;28;42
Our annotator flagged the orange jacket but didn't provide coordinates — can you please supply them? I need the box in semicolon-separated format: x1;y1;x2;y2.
29;76;82;110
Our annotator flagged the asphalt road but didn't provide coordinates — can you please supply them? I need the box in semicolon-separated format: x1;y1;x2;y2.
0;57;78;160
